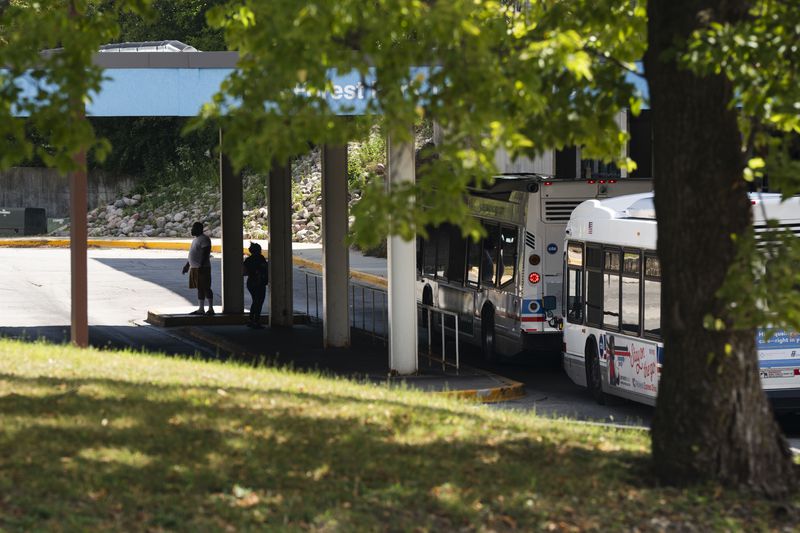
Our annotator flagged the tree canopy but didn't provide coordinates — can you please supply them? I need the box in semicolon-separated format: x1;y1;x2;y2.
200;0;645;244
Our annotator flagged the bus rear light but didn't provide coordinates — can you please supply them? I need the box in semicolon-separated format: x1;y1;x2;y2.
587;179;596;184
599;180;606;184
528;272;541;284
609;179;617;183
529;254;541;266
795;368;800;376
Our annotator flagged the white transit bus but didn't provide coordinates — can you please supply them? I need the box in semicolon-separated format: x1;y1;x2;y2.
562;192;800;410
416;174;652;362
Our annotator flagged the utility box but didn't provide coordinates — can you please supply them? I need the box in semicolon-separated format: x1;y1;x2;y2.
0;207;47;236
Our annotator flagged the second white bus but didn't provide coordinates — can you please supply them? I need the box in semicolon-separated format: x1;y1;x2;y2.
562;192;800;410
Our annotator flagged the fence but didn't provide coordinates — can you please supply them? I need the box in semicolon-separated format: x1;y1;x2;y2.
301;272;460;370
302;272;388;344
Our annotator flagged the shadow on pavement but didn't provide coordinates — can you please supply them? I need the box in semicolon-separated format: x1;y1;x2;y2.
91;257;223;302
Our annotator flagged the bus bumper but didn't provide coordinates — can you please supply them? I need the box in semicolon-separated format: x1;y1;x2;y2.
522;331;562;355
766;389;800;414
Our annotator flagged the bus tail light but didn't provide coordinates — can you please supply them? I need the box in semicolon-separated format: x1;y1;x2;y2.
529;254;541;266
528;272;541;284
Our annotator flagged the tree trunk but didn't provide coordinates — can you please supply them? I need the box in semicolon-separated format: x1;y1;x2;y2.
645;0;795;496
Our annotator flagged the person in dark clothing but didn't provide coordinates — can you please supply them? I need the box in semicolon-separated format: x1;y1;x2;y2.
243;242;269;328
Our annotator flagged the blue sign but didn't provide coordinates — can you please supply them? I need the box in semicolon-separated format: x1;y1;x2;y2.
547;243;558;254
8;66;434;118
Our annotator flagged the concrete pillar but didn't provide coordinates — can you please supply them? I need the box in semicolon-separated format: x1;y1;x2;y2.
387;130;418;374
268;161;293;327
219;130;244;314
70;148;88;347
322;144;350;347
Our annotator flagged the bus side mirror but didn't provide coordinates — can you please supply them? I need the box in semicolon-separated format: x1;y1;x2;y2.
543;296;557;311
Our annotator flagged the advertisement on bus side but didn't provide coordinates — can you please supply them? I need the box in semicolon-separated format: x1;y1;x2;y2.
599;333;661;399
757;329;800;382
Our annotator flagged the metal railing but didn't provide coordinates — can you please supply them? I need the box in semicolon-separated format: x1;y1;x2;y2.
418;303;461;372
302;272;388;343
301;272;460;371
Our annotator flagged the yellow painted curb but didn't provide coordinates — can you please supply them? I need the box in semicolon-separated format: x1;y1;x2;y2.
290;255;387;288
350;269;388;289
441;379;526;403
0;238;70;247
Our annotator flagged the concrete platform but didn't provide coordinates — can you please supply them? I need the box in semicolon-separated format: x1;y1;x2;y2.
171;323;525;402
146;308;309;327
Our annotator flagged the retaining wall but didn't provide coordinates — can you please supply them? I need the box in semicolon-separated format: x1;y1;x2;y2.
0;167;135;218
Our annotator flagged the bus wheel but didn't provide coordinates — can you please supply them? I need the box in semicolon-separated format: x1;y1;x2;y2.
481;312;497;364
585;342;605;405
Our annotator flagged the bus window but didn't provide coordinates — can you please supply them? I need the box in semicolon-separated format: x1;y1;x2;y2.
421;226;436;277
445;225;467;283
434;224;451;279
603;249;620;330
481;224;501;286
645;255;661;278
466;236;482;286
499;226;517;288
417;235;423;275
586;244;603;326
643;255;661;338
621;251;641;335
567;242;583;267
566;242;584;324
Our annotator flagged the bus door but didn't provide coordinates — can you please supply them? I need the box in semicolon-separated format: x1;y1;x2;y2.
543;223;566;317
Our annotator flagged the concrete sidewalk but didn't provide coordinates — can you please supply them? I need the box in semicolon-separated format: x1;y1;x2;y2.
0;236;388;286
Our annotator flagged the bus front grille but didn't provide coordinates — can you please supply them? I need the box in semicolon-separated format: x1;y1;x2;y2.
754;223;800;243
525;231;536;249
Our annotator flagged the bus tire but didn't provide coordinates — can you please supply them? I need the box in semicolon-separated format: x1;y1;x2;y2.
481;311;497;364
585;341;605;405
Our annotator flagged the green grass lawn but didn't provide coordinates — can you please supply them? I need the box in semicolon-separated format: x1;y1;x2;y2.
0;339;796;531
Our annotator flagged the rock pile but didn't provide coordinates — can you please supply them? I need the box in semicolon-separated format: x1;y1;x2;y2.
65;152;364;243
55;135;410;243
79;184;223;239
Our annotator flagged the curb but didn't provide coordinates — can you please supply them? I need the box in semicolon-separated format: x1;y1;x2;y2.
0;237;227;254
185;327;264;359
0;237;387;287
292;255;387;288
180;327;523;403
440;375;527;403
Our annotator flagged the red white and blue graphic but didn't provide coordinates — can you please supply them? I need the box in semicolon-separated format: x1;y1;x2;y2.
601;333;660;398
521;299;545;323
